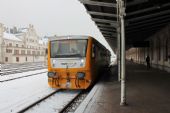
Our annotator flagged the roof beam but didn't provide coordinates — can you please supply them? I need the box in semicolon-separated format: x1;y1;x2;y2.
103;34;116;37
104;35;116;38
127;23;168;33
127;7;158;16
127;19;170;30
128;14;170;26
127;10;170;22
126;0;148;6
99;27;117;32
98;27;116;30
97;23;116;28
92;18;117;26
105;37;116;40
102;33;117;37
101;31;117;34
127;3;170;16
126;28;160;34
87;11;117;17
79;0;116;8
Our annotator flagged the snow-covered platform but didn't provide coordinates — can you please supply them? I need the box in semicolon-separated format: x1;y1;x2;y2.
75;62;170;113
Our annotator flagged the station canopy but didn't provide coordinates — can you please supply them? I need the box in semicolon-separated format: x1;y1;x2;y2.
79;0;170;49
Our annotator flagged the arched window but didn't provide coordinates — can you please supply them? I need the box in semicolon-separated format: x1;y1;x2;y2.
164;38;168;61
157;38;161;61
143;48;145;60
150;40;154;60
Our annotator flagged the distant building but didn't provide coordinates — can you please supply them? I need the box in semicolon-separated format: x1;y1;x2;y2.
0;23;47;64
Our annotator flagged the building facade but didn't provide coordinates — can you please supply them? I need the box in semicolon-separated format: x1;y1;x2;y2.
126;24;170;72
0;23;47;64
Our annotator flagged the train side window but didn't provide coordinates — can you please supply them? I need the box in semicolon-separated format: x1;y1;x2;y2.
92;44;96;58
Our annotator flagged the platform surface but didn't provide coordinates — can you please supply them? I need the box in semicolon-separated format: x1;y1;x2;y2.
76;62;170;113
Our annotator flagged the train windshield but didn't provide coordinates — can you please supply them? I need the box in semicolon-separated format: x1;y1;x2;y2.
50;39;87;58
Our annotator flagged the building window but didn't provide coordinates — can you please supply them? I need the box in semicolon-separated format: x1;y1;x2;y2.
14;50;19;55
9;43;12;47
16;44;18;47
32;51;35;55
22;45;24;47
37;51;40;55
41;51;44;55
157;38;161;61
5;57;8;62
27;50;31;55
16;57;19;62
26;57;27;61
6;49;12;53
163;38;168;61
21;50;25;55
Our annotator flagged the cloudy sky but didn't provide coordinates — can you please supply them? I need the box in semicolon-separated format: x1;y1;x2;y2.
0;0;114;55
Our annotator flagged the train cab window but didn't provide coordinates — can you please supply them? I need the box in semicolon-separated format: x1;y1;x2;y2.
50;39;87;58
92;44;96;58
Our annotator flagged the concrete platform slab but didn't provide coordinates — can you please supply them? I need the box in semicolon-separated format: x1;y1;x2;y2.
75;62;170;113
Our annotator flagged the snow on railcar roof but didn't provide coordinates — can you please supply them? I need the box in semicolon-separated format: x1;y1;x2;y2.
49;35;90;41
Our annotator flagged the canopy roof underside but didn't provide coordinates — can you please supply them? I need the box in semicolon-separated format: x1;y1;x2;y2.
79;0;170;49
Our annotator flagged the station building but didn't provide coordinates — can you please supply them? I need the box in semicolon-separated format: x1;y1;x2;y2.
126;24;170;72
0;23;47;64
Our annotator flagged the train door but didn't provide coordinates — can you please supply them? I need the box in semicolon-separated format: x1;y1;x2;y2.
91;41;97;82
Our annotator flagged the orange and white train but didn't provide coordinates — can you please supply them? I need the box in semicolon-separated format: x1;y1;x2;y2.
47;35;110;89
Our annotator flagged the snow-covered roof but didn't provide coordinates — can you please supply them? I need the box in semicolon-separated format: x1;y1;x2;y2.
3;32;22;41
18;28;28;33
38;37;48;45
38;40;44;45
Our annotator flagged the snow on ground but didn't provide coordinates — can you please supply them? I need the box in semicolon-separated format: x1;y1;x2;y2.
25;90;81;113
0;69;47;81
0;73;56;113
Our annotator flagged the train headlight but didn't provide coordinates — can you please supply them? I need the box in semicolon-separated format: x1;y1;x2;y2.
81;59;84;63
52;59;56;64
47;72;55;78
77;72;85;79
80;59;85;67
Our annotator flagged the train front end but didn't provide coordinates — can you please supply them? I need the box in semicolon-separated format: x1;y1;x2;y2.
47;36;92;89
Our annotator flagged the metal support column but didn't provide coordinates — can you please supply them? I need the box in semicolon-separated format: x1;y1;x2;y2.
117;27;121;81
118;0;127;106
116;1;121;82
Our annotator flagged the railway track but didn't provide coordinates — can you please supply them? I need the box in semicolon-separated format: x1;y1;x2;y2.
0;62;47;76
1;66;46;76
0;71;47;82
17;90;83;113
59;91;88;113
18;89;60;113
1;62;45;68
